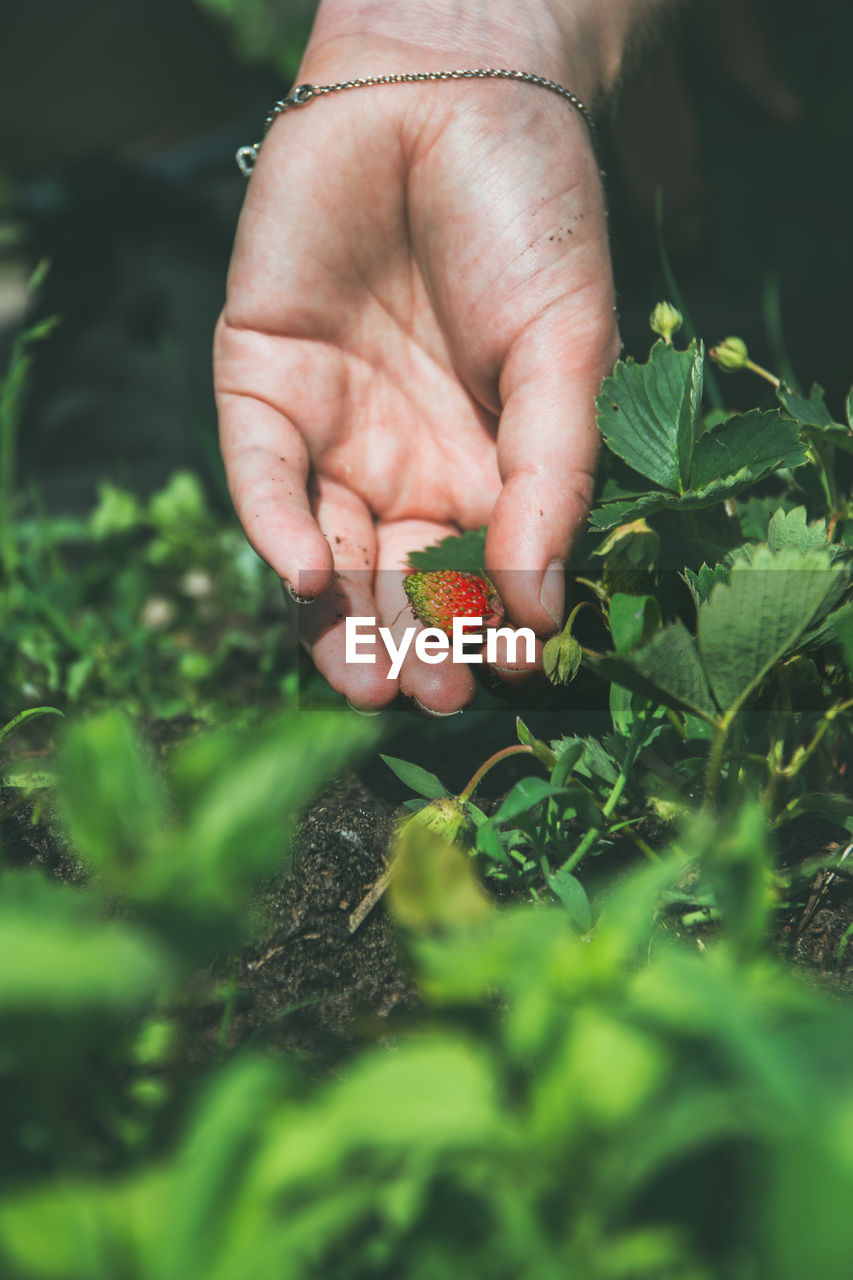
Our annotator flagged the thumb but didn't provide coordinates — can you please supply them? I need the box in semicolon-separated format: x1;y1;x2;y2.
485;298;619;634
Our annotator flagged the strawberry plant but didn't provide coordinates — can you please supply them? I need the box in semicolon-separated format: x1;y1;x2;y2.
396;310;853;934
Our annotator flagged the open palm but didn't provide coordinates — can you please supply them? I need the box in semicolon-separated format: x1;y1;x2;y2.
215;55;618;712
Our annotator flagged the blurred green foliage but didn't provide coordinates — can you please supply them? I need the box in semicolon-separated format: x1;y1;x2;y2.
2;728;853;1277
0;467;301;724
193;0;313;77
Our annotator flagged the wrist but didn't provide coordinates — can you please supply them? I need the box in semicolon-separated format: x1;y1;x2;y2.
302;0;633;108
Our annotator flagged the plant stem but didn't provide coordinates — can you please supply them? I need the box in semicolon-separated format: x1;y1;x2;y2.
744;359;780;388
560;712;645;875
703;717;730;808
459;743;534;802
725;715;743;810
779;697;853;781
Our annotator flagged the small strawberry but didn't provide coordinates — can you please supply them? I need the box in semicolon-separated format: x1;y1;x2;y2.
403;570;504;637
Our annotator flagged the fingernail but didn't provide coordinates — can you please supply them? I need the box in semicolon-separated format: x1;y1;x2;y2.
345;699;383;717
540;559;565;630
282;579;314;604
412;697;463;718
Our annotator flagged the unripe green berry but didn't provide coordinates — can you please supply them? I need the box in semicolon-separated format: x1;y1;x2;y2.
710;336;749;372
649;301;683;344
543;631;583;686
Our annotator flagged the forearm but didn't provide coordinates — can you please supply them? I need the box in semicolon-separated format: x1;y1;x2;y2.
304;0;669;105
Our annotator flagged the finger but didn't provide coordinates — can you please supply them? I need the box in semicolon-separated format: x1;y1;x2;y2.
486;626;543;682
216;383;333;600
486;287;619;635
375;520;479;716
295;478;398;710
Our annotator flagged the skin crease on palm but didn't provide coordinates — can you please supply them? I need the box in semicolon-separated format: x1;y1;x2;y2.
214;4;647;715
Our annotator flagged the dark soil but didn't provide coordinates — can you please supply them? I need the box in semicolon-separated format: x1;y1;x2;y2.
223;773;416;1068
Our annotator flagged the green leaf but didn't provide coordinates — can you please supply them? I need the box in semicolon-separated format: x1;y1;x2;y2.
0;871;170;1015
515;717;558;768
547;869;593;932
609;682;634;736
837;610;853;676
778;383;853;454
698;544;847;715
595;339;704;493
777;792;853;831
777;383;835;429
550;738;585;788
767;505;829;553
148;470;207;529
493;778;570;823
89;481;144;539
589;494;665;530
60;711;167;882
629;621;718;719
381;754;450;799
609;593;661;653
0;769;57;791
406;527;487;572
0;704;63;748
60;713;376;959
390;824;493;932
475;820;510;865
800;598;853;651
688;410;807;491
589;621;718;721
590;413;808;531
682;563;729;608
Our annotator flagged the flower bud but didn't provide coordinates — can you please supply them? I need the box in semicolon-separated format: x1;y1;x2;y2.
649;301;683;344
710;336;749;372
543;631;583;686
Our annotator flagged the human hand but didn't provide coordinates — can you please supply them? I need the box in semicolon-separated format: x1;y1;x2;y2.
214;4;630;714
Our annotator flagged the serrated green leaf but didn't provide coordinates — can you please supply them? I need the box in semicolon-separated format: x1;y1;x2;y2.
588;622;718;721
589;495;664;531
406;528;487;573
689;410;807;491
777;383;834;429
589;425;806;530
631;622;718;719
800;598;853;650
778;384;853;454
682;563;729;609
698;544;846;715
381;754;450;800
595;339;703;493
767;505;828;553
576;738;621;786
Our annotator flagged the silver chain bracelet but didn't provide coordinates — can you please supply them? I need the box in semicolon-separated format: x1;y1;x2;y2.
236;68;596;177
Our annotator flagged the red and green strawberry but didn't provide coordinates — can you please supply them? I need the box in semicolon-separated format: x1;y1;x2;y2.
403;570;504;637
